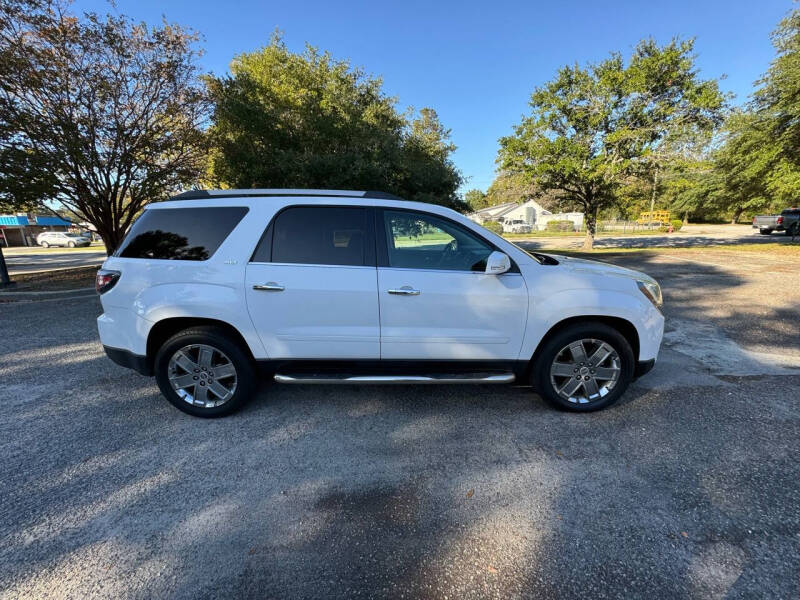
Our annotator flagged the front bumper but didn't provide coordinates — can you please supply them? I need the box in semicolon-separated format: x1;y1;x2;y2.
103;345;151;376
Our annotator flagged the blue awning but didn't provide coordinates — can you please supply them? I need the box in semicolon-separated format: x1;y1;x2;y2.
0;215;72;226
35;216;72;226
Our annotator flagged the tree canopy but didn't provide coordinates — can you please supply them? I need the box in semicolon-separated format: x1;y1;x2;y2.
672;9;800;225
464;188;488;210
754;9;800;168
207;36;464;209
0;0;209;253
497;38;725;247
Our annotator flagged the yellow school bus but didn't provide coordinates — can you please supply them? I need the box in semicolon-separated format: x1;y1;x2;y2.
637;210;670;225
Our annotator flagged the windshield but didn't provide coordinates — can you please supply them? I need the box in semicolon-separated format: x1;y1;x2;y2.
64;233;82;238
504;240;560;265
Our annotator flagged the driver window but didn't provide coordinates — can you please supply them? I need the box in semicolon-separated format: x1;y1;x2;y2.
383;210;493;271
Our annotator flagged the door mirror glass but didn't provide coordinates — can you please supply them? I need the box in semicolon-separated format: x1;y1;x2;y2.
485;251;511;275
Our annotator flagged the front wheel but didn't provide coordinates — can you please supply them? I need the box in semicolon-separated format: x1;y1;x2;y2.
786;224;797;237
532;322;635;412
154;326;257;417
40;241;49;248
67;241;75;248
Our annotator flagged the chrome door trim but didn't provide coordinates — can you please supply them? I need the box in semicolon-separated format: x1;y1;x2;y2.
252;282;285;291
387;286;420;296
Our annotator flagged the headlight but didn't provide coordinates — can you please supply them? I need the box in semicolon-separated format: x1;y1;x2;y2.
637;279;662;308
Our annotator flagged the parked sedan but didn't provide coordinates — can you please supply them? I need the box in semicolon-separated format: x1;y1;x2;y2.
36;231;92;248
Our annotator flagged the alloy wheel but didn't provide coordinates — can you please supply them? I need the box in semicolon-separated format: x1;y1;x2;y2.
167;343;238;408
549;338;621;404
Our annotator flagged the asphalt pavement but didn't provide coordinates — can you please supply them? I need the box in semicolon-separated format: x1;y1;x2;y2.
0;248;798;599
2;248;107;275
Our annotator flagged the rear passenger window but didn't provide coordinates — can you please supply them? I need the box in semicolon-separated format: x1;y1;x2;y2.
116;207;248;260
254;206;372;266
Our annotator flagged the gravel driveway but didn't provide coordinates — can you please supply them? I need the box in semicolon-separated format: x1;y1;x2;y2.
1;249;798;599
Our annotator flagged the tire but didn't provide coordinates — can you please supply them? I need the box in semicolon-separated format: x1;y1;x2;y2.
68;241;75;248
532;322;635;412
154;326;257;417
785;224;797;237
40;241;49;248
759;229;772;235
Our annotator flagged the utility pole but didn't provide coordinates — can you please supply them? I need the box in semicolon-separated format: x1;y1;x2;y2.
0;245;13;288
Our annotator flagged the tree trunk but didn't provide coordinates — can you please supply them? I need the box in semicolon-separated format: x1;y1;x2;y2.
731;207;743;225
97;228;122;256
683;212;689;225
582;206;597;250
649;168;658;229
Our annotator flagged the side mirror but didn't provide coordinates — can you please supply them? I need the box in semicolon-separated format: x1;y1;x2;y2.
485;251;511;275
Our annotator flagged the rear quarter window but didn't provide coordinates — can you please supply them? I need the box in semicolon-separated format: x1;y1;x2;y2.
116;206;248;260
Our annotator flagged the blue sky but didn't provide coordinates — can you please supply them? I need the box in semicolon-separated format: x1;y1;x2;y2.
74;0;794;193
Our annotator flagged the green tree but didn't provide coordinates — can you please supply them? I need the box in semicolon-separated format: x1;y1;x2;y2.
0;0;209;254
700;9;800;223
498;39;725;249
754;9;800;167
700;111;793;223
464;188;488;210
486;171;537;207
207;36;463;208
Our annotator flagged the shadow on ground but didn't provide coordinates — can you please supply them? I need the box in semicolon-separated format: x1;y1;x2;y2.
1;256;798;598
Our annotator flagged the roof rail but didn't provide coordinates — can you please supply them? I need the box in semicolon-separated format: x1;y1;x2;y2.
170;189;404;201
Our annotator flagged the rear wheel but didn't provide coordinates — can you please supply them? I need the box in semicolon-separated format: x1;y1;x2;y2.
67;241;75;248
532;322;635;412
786;224;797;237
154;326;257;417
759;229;772;235
40;241;49;248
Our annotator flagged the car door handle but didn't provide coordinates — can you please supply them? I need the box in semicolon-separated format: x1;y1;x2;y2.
388;286;420;296
253;282;285;292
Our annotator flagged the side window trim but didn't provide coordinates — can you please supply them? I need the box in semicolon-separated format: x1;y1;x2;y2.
375;207;519;273
249;204;377;267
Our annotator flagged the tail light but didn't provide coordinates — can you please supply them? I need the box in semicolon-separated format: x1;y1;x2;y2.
96;269;120;294
752;217;756;224
777;216;784;225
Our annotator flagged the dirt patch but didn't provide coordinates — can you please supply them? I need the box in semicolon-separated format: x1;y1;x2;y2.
1;265;98;292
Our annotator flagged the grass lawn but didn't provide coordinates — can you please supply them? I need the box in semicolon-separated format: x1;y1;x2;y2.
501;229;668;239
393;232;451;247
1;242;105;255
544;241;800;258
697;242;800;256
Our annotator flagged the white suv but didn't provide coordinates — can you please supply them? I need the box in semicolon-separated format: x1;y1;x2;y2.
36;231;91;248
97;189;664;417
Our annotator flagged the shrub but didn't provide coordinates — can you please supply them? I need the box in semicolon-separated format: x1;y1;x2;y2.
546;220;575;232
482;220;504;235
659;219;684;232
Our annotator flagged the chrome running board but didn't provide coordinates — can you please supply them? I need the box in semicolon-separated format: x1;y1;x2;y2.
274;373;515;385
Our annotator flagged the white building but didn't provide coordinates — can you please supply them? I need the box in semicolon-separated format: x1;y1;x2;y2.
537;211;584;231
467;202;518;224
467;199;584;232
